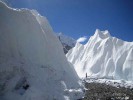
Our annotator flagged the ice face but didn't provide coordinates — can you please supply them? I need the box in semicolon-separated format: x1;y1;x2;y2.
0;1;83;100
67;29;133;81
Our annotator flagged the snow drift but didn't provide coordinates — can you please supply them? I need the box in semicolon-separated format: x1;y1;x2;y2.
0;2;83;100
67;29;133;81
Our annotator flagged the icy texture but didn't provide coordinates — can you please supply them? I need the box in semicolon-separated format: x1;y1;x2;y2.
67;29;133;81
0;2;83;100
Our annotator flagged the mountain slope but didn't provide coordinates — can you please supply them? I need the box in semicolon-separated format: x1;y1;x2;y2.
58;33;76;54
67;29;133;81
0;2;83;100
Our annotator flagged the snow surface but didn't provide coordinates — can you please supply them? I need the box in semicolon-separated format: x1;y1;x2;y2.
85;78;133;89
67;29;133;81
0;2;83;100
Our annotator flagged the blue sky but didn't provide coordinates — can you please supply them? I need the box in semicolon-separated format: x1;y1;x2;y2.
4;0;133;43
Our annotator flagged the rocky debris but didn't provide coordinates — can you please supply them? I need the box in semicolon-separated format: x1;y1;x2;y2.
82;80;133;100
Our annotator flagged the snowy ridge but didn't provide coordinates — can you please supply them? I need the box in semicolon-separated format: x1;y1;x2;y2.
0;2;83;100
67;29;133;81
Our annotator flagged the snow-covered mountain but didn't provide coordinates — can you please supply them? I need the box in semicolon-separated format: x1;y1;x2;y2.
58;33;76;54
0;2;83;100
67;29;133;81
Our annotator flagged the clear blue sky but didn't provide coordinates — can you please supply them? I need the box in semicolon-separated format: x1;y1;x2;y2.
5;0;133;42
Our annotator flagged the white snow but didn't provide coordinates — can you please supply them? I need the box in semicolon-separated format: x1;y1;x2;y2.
0;2;83;100
67;29;133;81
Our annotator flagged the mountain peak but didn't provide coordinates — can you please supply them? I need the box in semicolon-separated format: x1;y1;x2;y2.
57;33;76;54
94;29;111;39
58;33;76;47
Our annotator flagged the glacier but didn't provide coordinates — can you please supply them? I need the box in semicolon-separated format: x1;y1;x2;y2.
67;29;133;81
0;2;83;100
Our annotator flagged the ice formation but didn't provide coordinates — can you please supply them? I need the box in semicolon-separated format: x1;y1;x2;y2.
0;2;83;100
67;29;133;81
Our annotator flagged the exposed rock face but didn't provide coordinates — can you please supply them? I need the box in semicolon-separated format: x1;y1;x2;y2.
83;80;133;100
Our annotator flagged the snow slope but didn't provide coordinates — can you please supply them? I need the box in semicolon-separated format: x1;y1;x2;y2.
0;2;83;100
67;29;133;81
58;33;76;54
